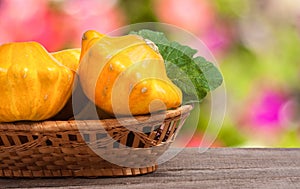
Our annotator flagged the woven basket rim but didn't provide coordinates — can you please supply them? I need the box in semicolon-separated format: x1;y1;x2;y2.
0;105;193;177
0;105;193;132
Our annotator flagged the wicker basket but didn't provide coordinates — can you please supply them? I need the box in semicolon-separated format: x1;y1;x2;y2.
0;105;192;177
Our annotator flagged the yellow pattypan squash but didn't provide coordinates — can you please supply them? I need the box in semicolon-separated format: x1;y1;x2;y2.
49;48;81;120
78;30;182;115
0;42;77;122
51;48;81;72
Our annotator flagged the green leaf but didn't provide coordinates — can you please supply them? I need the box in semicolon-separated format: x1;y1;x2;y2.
130;29;223;103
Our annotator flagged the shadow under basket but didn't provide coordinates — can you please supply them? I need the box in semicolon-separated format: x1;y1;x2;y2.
0;105;192;177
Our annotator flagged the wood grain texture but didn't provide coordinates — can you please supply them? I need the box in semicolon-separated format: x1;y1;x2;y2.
0;148;300;188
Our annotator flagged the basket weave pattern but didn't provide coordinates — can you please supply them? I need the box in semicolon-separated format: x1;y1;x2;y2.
0;105;192;177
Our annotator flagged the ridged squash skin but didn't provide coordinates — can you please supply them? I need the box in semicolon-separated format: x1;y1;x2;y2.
79;30;182;115
0;42;75;122
51;48;81;72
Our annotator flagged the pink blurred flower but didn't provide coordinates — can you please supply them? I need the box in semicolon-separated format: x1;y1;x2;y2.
201;23;234;56
240;86;290;133
61;0;126;48
154;0;233;56
0;0;45;41
0;0;126;51
154;0;215;34
252;91;285;126
0;0;69;51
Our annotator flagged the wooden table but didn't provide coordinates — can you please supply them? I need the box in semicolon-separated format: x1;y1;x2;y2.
1;148;299;188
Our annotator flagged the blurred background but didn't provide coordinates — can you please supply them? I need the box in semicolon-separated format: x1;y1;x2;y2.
1;0;300;147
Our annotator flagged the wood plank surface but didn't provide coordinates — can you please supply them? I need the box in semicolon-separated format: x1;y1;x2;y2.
1;148;300;188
